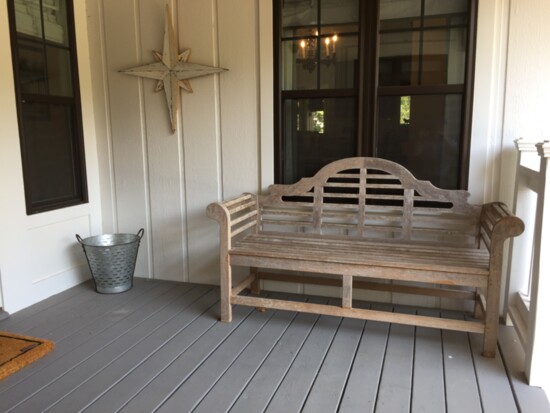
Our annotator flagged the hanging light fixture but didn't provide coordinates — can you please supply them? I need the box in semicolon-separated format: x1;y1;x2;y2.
296;30;338;72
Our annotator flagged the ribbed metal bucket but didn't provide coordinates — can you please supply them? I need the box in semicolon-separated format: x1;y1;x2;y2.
77;229;144;294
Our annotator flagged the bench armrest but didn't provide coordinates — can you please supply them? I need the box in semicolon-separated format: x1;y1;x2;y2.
206;193;259;252
479;202;524;251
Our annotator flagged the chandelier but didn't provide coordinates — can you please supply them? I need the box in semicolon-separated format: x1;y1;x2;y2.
297;30;338;72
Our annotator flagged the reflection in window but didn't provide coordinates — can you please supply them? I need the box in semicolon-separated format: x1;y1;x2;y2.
400;96;410;125
9;0;87;214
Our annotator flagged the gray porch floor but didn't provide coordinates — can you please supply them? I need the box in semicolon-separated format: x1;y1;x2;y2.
0;279;548;413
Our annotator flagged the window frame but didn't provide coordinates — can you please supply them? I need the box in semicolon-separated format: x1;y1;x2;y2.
273;0;477;189
7;0;88;215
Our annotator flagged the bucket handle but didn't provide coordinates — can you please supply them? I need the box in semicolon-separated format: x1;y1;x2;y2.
76;230;144;244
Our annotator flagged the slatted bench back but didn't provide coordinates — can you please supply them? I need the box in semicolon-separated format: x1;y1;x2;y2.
259;157;482;247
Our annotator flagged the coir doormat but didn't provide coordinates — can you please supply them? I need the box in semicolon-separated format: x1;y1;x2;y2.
0;331;54;380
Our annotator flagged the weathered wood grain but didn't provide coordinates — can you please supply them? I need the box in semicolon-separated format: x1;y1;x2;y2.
207;157;525;357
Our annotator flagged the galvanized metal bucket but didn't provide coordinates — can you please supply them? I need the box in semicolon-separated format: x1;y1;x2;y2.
76;229;144;294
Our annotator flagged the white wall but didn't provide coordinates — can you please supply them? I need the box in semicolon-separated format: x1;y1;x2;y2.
503;0;550;395
84;0;528;291
87;0;262;285
0;0;103;313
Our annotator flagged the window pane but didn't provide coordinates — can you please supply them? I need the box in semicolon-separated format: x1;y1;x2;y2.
376;94;462;189
380;0;421;31
283;98;357;183
18;38;47;94
422;28;466;85
14;0;43;38
22;101;81;206
282;38;318;90
282;0;318;38
46;46;73;96
379;31;420;86
379;29;467;86
320;34;358;89
43;0;69;45
424;0;468;17
320;0;358;34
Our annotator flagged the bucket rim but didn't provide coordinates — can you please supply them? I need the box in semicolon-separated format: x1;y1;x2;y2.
76;229;144;246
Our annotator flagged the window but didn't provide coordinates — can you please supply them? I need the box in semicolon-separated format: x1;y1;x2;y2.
7;0;87;214
274;0;476;189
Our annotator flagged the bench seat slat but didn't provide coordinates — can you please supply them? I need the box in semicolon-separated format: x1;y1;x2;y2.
231;234;489;275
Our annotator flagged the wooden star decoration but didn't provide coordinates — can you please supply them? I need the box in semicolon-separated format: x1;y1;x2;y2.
120;4;227;132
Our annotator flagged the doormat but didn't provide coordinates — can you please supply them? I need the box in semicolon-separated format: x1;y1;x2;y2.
0;331;54;380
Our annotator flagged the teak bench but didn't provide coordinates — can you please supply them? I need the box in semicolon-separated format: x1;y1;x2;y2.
207;157;524;357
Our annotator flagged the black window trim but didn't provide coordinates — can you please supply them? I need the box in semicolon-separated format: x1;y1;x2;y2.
7;0;88;215
273;0;478;190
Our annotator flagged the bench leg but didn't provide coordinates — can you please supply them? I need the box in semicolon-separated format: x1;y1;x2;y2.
482;272;500;358
220;255;232;323
250;267;261;295
342;275;353;308
473;291;485;320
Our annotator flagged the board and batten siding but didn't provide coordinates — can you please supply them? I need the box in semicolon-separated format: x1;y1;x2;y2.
88;0;263;285
87;0;517;293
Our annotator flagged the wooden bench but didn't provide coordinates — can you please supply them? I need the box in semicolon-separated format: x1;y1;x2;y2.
206;157;524;357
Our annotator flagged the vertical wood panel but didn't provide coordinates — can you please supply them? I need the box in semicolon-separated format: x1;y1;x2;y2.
102;0;151;277
139;0;187;282
100;0;262;284
217;0;260;198
178;0;223;285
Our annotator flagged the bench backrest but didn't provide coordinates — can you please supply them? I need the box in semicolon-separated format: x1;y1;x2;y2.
259;157;482;247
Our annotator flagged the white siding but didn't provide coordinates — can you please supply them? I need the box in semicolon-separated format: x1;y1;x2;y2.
0;0;103;313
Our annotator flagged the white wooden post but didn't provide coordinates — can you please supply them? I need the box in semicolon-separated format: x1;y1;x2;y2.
525;142;550;393
505;139;540;345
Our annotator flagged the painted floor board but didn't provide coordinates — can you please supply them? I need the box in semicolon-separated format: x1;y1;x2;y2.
469;332;518;413
411;309;446;413
301;317;365;413
0;280;174;393
0;280;546;413
442;312;483;413
229;298;327;413
264;310;342;412
0;284;191;412
339;314;390;413
117;303;261;413
191;305;301;413
498;326;550;413
82;291;221;413
45;287;215;413
374;309;416;413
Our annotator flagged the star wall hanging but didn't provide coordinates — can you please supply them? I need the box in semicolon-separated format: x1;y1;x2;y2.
120;4;227;133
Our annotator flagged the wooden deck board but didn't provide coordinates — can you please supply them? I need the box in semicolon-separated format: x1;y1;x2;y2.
469;332;518;413
122;302;275;413
0;280;546;413
46;287;217;413
0;280;175;396
6;285;205;413
82;290;222;413
442;312;483;413
191;301;303;413
411;309;446;413
264;309;342;412
301;317;365;413
374;309;415;413
338;304;391;413
228;303;324;413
